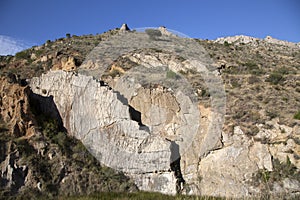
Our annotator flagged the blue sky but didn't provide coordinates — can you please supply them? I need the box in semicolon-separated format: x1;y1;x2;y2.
0;0;299;46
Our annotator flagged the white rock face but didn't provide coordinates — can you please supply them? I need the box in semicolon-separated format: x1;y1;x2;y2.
28;70;274;197
198;126;273;197
29;67;224;195
264;36;299;48
29;70;200;194
215;35;300;48
215;35;259;45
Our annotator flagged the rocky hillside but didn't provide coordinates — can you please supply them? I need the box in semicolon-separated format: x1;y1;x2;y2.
0;76;136;199
0;26;300;199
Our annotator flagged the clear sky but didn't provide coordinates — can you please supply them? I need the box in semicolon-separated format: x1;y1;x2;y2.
0;0;299;46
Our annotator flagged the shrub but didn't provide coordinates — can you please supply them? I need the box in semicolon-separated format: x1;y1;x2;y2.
14;139;35;158
42;118;59;138
166;70;179;79
230;79;241;88
251;156;300;198
276;67;294;75
223;41;230;46
200;89;210;97
294;111;300;120
266;72;285;85
145;29;162;40
244;61;257;69
266;110;278;119
15;50;30;59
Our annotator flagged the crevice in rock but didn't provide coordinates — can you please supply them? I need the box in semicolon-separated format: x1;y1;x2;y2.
169;140;185;194
128;105;144;126
112;89;148;128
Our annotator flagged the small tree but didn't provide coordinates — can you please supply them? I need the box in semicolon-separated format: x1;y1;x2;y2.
66;33;71;39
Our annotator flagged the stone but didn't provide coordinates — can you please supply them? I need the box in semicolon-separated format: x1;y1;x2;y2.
198;126;262;197
0;77;37;137
283;178;300;193
40;55;48;62
120;23;130;32
249;142;273;171
52;56;77;71
158;26;175;37
30;53;37;60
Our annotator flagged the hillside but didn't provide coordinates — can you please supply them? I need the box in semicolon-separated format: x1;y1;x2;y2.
0;26;300;199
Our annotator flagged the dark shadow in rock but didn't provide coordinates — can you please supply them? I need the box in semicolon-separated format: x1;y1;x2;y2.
129;105;144;126
29;92;66;132
114;90;128;105
170;141;185;194
113;89;149;130
10;151;28;194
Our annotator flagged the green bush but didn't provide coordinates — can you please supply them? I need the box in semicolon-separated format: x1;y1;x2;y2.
14;139;35;158
294;111;300;120
266;72;285;85
266;110;278;119
34;49;44;57
42;118;59;138
15;50;30;60
223;41;230;47
254;157;299;184
166;70;179;79
145;29;162;40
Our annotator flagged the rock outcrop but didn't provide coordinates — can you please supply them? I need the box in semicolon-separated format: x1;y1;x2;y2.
0;76;36;137
1;27;300;198
215;35;300;48
52;56;77;71
120;23;130;32
30;70;196;194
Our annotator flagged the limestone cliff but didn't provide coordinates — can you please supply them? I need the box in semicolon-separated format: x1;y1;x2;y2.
1;27;300;198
